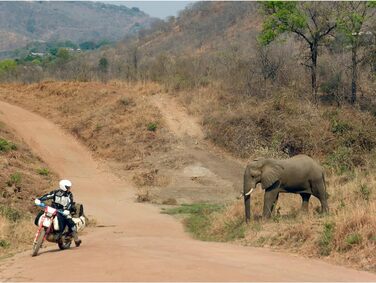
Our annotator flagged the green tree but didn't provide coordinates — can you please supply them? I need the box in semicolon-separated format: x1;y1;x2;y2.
337;2;376;104
79;41;96;50
49;47;58;56
98;57;109;73
0;59;17;74
259;2;337;103
56;48;70;62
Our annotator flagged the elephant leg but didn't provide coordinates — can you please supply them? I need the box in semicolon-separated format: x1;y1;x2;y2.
271;192;280;213
312;180;329;213
263;189;279;218
300;193;311;212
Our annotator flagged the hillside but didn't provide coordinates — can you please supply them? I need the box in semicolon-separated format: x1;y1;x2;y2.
136;2;261;57
0;1;154;53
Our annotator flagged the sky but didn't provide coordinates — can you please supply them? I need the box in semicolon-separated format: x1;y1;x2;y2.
107;1;193;19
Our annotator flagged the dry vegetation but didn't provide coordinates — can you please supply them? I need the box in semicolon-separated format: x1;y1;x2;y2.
0;81;179;202
0;122;58;257
177;87;376;173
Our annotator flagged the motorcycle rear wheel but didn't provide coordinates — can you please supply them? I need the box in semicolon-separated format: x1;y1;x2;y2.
31;229;45;257
58;237;72;250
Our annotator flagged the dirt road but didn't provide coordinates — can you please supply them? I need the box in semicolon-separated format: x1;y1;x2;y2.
0;100;375;281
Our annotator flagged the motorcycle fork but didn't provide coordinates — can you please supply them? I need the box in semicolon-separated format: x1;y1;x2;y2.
33;214;54;243
44;213;57;239
33;214;46;243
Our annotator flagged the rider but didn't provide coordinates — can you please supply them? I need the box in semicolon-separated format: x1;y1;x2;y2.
34;179;82;247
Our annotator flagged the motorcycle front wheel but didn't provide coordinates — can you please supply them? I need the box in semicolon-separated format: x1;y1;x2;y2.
31;229;45;257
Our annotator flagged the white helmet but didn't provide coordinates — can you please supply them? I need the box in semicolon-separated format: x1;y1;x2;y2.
59;179;72;191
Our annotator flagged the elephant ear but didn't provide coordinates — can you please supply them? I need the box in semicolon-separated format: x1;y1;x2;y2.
261;162;284;189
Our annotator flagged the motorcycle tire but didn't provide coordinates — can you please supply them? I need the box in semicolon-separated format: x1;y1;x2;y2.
58;237;72;250
31;229;45;257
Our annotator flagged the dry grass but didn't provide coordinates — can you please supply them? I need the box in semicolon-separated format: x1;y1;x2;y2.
136;188;152;203
178;87;376;175
132;169;171;188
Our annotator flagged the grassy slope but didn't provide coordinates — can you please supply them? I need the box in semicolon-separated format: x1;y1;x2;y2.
0;121;57;257
0;81;176;198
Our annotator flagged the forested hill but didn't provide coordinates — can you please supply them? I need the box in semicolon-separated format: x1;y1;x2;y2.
0;1;154;52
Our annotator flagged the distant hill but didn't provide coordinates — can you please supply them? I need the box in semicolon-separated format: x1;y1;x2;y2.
0;1;154;53
135;2;261;57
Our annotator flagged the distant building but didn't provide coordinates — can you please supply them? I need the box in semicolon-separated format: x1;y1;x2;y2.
30;52;45;57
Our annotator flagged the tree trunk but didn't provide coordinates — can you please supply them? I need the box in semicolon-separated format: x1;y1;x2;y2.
351;45;358;104
311;42;319;104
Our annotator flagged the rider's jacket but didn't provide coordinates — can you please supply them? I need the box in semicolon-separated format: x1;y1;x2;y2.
38;189;74;211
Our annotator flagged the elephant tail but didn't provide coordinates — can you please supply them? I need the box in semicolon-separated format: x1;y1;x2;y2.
322;173;327;192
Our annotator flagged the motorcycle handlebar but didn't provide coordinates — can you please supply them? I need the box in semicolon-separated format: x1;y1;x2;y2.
36;202;64;215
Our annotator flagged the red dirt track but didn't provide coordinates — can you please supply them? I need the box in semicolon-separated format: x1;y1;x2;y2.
0;100;375;282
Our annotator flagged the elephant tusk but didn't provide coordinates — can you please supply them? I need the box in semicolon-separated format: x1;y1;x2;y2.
245;188;254;196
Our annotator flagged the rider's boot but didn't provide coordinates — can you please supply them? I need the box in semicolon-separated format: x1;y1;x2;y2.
72;229;82;247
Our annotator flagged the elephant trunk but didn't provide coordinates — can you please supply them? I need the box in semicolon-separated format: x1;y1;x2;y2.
244;170;252;223
244;194;251;223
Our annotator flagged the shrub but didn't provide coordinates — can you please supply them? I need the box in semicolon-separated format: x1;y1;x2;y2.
356;184;371;201
37;168;50;176
147;122;157;132
0;59;17;74
0;205;21;222
345;233;362;246
325;146;353;174
6;172;22;187
0;239;10;249
331;119;352;135
318;221;335;256
0;138;17;152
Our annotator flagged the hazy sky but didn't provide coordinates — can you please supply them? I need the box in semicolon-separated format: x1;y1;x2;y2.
107;1;193;19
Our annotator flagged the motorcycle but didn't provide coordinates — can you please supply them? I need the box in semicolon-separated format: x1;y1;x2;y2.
32;202;86;257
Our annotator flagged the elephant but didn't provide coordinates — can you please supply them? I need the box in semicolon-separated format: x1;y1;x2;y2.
243;154;328;222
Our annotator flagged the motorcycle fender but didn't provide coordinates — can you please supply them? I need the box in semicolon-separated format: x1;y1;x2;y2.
53;217;60;231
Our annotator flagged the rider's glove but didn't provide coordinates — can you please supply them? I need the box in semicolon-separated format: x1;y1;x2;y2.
63;210;70;216
34;199;41;205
